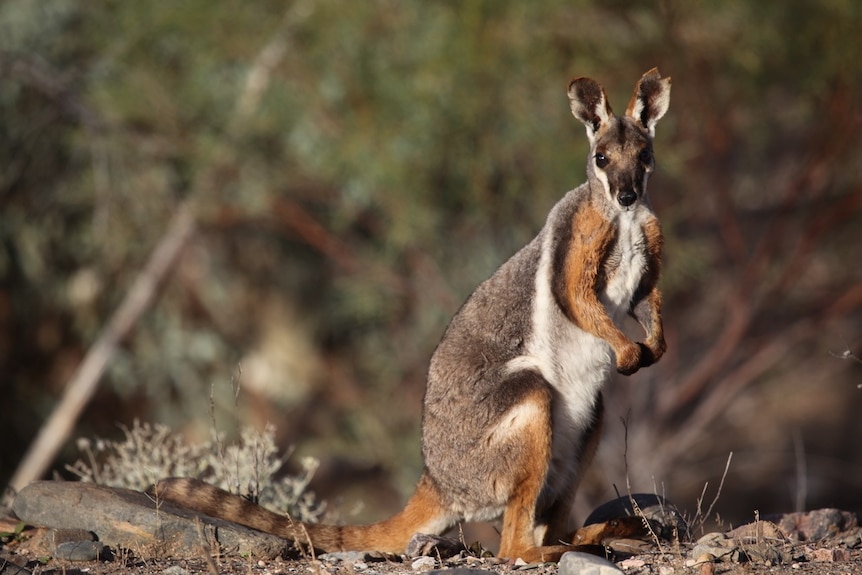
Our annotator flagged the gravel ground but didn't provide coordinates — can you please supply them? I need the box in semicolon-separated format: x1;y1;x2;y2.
2;528;862;575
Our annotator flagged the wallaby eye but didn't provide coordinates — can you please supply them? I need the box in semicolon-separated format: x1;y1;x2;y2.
595;153;609;169
638;148;652;164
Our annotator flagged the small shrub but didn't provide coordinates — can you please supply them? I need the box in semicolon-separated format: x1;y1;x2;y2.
66;420;325;523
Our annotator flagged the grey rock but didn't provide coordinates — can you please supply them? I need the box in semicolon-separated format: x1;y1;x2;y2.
768;509;859;541
12;481;288;559
46;528;96;549
161;566;190;575
0;564;30;575
411;556;438;571
54;540;105;561
0;551;31;575
689;543;734;561
558;551;623;575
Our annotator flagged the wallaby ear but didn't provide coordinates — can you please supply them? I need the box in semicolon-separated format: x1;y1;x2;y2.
568;77;614;143
625;68;671;137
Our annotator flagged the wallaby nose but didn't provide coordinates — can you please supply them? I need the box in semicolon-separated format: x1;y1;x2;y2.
617;190;637;207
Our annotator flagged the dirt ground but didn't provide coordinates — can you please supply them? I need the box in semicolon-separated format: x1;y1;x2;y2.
2;529;862;575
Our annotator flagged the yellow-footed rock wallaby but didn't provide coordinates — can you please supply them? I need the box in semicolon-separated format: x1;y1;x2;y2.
154;68;671;562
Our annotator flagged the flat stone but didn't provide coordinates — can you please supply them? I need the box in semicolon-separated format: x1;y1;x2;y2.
411;556;438;571
54;540;105;561
689;543;735;561
558;551;623;575
12;481;289;559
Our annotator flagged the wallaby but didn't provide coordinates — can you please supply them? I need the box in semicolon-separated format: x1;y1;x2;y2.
154;68;671;563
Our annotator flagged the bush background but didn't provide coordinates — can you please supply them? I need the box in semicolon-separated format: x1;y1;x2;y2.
1;0;861;529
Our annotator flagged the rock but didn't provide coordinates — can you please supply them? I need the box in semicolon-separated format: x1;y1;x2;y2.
726;520;785;542
740;542;788;566
695;532;727;545
12;481;289;559
411;556;438;571
558;551;623;575
0;563;31;575
54;540;106;561
16;527;96;558
809;547;850;562
688;533;737;564
689;542;734;562
616;557;645;569
0;551;31;575
693;553;716;564
161;566;190;575
768;509;858;541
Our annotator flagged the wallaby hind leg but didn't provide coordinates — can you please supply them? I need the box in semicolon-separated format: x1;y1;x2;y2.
540;395;605;547
495;382;554;561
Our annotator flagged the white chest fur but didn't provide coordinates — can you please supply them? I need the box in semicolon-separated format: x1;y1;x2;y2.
602;208;649;318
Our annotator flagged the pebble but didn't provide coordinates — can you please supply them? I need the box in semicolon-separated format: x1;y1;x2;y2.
617;557;645;569
161;566;189;575
558;551;623;575
411;556;437;571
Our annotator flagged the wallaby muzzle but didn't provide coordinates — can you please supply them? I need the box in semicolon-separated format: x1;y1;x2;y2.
617;190;637;207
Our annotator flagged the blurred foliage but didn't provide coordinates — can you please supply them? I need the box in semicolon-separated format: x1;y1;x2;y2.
1;0;861;526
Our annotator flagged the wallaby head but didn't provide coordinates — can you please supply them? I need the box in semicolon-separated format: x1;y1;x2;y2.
568;68;671;211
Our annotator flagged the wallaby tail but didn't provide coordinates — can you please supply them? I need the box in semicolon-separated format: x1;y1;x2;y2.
151;473;451;554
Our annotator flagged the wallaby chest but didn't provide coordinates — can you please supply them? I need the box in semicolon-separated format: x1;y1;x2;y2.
600;208;652;316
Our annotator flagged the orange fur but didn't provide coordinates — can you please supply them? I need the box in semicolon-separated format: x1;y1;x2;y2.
563;203;642;373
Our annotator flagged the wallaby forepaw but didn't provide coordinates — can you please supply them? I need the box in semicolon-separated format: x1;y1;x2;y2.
637;342;656;368
638;338;666;368
615;344;642;375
